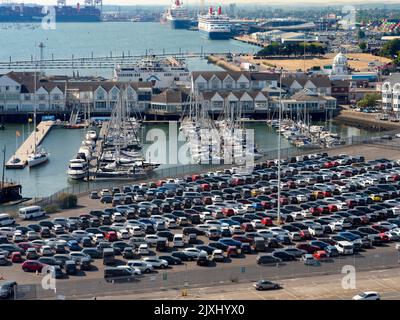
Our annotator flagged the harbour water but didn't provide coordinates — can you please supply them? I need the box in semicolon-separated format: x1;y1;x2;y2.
0;22;257;76
1;121;380;199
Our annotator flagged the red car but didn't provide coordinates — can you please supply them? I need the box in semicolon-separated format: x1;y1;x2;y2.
11;252;23;263
200;183;211;191
241;223;255;232
296;243;320;254
379;232;390;242
309;207;322;216
105;231;118;242
261;217;273;226
17;242;34;251
221;208;235;217
231;235;252;244
313;250;328;260
299;230;312;240
327;204;338;212
191;174;201;181
260;201;272;209
372;224;391;232
22;260;45;272
203;197;213;205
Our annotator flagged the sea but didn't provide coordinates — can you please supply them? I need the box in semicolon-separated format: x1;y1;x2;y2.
0;22;379;199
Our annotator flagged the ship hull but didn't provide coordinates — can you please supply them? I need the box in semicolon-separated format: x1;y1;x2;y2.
199;29;231;40
167;17;190;29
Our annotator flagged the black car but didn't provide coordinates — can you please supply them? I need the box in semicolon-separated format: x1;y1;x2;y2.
171;251;194;261
156;231;174;242
256;255;282;265
272;250;296;261
111;242;131;255
158;255;182;265
81;248;102;259
64;260;77;275
208;242;229;251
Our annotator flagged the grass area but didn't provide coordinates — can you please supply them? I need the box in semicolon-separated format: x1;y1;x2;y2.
248;53;392;72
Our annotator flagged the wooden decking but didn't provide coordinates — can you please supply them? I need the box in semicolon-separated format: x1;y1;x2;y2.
5;120;55;169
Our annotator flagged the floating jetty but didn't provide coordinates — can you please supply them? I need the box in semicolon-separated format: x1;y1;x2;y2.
5;120;55;169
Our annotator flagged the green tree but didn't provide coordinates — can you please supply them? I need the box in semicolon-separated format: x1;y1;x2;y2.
357;92;380;108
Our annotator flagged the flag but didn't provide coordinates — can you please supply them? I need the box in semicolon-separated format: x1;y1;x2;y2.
16;130;21;137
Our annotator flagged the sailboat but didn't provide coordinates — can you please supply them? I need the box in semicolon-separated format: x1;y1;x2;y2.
27;69;49;168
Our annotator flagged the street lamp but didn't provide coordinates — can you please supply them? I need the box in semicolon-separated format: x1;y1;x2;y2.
277;67;283;225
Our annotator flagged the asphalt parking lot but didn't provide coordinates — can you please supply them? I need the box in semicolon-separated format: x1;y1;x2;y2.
3;149;400;299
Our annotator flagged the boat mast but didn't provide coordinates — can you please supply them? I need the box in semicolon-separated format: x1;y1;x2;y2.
1;145;5;188
277;68;283;225
33;64;37;155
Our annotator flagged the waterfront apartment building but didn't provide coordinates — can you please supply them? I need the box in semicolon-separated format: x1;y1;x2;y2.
191;71;280;94
381;73;400;114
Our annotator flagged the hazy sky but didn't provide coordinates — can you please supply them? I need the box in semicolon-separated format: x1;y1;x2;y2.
13;0;400;6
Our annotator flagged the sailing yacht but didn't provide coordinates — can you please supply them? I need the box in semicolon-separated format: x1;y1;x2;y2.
27;70;49;168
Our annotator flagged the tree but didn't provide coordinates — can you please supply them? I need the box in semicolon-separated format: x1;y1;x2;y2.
357;92;380;108
380;39;400;58
358;30;366;39
359;41;367;52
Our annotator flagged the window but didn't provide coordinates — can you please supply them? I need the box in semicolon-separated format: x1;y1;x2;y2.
95;101;107;109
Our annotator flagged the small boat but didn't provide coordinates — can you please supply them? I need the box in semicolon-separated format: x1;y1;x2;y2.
27;149;49;167
86;130;97;141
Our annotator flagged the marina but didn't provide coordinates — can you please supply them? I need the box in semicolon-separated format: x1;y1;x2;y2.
5;120;54;169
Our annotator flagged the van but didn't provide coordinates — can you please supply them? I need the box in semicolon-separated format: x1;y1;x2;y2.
19;206;45;220
0;214;15;227
253;237;266;252
173;234;184;248
335;241;354;255
104;267;134;281
103;248;116;265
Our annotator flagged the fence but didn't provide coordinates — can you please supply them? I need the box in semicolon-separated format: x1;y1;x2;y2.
13;249;400;300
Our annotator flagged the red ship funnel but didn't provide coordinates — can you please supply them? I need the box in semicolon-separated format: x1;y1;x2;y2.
218;6;222;15
175;0;180;6
209;6;213;14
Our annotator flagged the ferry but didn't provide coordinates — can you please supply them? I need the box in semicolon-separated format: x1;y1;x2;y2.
198;6;231;40
165;0;190;29
114;55;190;89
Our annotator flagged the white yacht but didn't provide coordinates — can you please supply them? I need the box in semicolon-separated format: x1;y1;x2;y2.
86;130;97;141
27;149;49;167
67;159;88;180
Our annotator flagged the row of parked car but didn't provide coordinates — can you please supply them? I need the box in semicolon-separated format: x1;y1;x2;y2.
2;152;400;283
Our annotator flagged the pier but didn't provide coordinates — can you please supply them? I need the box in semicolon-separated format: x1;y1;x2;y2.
5;120;55;169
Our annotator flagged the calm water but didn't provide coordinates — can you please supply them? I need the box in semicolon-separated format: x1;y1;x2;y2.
0;22;257;76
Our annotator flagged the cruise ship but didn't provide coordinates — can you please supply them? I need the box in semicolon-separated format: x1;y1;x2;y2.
198;6;231;40
114;55;190;89
0;1;102;23
165;0;190;29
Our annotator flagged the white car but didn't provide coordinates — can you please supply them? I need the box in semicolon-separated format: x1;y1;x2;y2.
288;231;302;241
126;260;153;273
71;230;88;240
308;224;324;236
376;222;398;231
251;219;263;229
269;227;288;236
183;248;207;259
212;195;224;203
229;225;243;234
137;243;150;255
116;265;141;276
117;229;131;240
100;189;111;196
26;231;40;240
127;225;145;237
52;224;64;234
12;231;25;242
142;257;168;269
165;218;177;229
385;229;400;241
196;224;210;234
0;227;15;237
145;235;166;246
352;291;380;300
329;221;343;232
92;233;105;244
112;212;124;222
40;245;53;256
173;234;184;247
